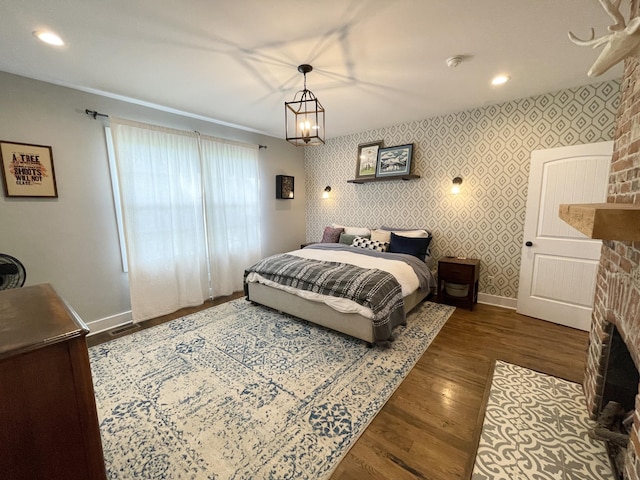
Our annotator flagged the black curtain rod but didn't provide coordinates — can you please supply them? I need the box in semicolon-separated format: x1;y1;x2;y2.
85;108;267;149
85;109;108;119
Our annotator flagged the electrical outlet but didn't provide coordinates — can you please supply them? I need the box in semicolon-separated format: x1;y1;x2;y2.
486;276;494;286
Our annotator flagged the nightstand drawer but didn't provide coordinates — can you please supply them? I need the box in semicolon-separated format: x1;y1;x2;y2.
438;263;475;283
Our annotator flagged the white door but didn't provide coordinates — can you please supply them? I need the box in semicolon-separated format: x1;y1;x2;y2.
516;142;612;331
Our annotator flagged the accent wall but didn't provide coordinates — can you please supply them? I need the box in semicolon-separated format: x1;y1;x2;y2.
305;80;620;302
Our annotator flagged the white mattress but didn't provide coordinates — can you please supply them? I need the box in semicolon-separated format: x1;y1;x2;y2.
245;248;421;319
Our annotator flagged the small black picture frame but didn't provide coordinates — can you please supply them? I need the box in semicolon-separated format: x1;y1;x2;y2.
276;175;294;199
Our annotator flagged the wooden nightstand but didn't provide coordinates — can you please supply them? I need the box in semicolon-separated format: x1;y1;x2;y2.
437;257;480;310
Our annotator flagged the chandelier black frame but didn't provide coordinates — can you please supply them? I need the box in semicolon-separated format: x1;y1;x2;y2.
285;64;325;146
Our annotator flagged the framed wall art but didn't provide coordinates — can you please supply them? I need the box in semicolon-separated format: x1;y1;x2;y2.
376;143;413;177
355;141;382;180
0;141;58;198
276;174;294;199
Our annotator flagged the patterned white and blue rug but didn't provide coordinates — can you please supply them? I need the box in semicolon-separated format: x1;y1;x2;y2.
472;361;612;480
89;298;454;479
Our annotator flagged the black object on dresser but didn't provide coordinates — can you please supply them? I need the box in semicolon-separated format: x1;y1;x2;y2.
437;257;480;310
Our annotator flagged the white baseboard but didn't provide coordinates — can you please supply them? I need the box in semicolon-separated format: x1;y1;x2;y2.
478;293;517;310
87;310;133;336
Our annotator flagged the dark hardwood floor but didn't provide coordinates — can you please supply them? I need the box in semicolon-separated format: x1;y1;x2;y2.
87;295;589;480
331;302;588;480
87;292;244;348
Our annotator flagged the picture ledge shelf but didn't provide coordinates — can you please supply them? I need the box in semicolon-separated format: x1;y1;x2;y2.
559;203;640;241
347;174;420;184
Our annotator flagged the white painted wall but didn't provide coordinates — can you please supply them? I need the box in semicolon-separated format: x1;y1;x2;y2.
0;72;305;327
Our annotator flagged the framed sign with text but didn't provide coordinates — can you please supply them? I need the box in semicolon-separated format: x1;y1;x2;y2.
0;141;58;198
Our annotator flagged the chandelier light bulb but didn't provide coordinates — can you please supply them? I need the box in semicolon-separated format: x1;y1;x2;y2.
299;120;311;133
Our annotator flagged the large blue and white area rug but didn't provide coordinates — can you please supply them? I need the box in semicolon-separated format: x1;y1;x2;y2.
89;298;454;479
472;361;611;480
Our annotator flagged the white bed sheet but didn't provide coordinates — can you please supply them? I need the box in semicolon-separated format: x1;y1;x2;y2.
245;248;421;319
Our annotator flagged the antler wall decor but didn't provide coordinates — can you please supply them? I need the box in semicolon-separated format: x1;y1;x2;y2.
569;0;640;76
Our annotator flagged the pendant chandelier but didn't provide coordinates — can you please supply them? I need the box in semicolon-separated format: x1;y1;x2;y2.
285;64;325;146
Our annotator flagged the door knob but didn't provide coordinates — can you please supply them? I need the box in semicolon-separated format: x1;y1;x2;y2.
525;241;533;247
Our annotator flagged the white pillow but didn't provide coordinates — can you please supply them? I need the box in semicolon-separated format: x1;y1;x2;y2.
331;223;371;237
379;226;431;238
393;229;429;238
370;229;392;243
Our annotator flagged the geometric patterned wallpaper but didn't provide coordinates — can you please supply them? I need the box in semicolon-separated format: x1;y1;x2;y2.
304;80;620;299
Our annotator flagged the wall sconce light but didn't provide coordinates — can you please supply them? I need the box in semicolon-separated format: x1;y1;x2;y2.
451;177;462;194
323;186;331;199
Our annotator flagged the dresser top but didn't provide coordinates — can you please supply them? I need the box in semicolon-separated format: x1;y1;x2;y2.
0;283;88;360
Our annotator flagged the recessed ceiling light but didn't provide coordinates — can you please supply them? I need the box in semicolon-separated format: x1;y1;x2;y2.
33;30;65;46
491;75;510;86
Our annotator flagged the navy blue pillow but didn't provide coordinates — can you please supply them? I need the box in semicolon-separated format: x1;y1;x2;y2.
388;232;432;261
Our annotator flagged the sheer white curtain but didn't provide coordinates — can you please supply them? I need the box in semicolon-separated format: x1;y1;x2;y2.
109;119;263;322
110;119;209;322
199;136;262;297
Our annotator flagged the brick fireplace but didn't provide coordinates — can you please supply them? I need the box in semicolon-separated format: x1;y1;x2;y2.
583;2;640;477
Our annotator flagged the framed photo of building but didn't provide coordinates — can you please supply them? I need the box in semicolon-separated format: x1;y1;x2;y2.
355;141;382;180
0;141;58;198
376;143;413;177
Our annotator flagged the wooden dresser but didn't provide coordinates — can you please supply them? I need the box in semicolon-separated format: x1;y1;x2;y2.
0;283;107;480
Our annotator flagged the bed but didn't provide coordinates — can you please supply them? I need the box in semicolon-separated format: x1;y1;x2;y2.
244;239;436;344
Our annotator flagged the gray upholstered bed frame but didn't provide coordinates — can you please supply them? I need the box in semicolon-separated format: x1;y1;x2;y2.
246;282;433;344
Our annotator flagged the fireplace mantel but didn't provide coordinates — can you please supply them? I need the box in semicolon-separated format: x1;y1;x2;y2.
559;203;640;241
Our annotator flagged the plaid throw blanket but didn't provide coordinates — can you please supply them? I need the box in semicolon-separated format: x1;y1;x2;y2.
244;253;404;329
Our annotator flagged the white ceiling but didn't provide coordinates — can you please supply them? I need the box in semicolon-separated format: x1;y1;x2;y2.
1;0;624;140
